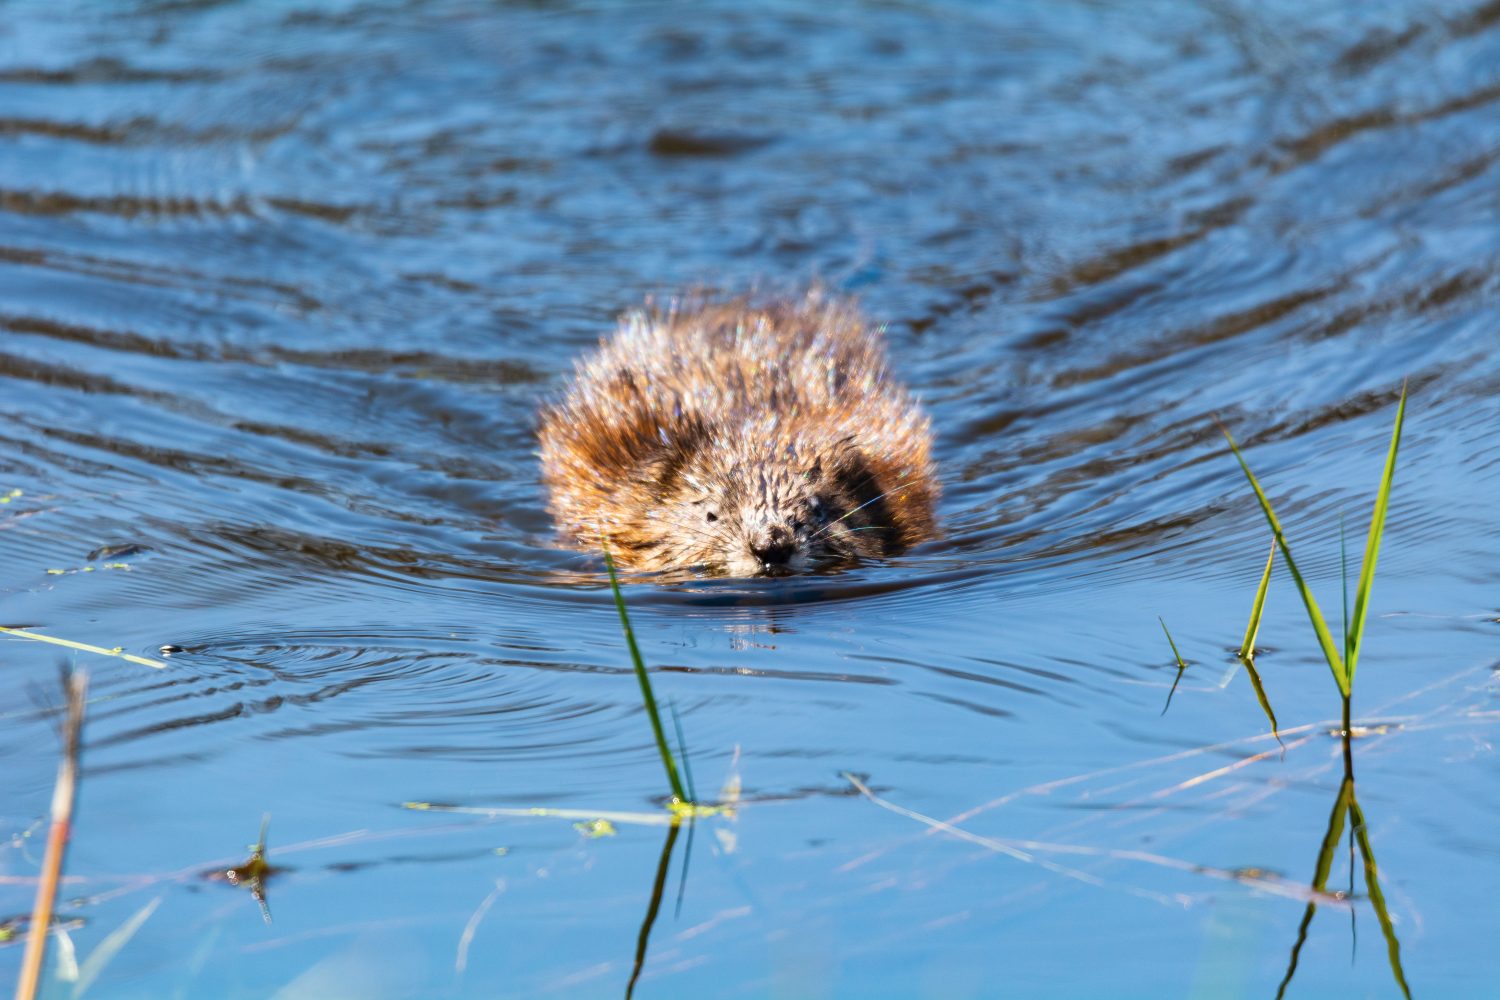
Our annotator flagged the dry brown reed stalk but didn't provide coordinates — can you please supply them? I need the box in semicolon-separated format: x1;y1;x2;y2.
14;666;88;1000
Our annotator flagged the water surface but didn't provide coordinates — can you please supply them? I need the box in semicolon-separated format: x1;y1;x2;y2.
2;1;1498;997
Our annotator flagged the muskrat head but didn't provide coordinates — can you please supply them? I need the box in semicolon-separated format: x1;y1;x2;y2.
638;434;896;577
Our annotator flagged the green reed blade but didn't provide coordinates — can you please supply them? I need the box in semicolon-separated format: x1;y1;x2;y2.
669;698;697;805
1240;654;1282;746
673;789;697;919
1238;539;1276;660
1235;539;1281;740
1158;617;1188;716
1349;791;1413;999
1218;420;1349;697
1346;383;1406;685
603;547;688;803
1340;514;1350;668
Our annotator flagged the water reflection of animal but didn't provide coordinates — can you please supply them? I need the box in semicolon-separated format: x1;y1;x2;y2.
538;292;938;576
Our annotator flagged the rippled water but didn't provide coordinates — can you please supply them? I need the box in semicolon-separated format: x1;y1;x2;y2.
2;1;1498;996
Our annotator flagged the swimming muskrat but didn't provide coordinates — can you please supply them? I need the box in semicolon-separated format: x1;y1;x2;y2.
538;291;938;576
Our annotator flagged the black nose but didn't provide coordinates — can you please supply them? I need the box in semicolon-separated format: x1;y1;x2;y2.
750;525;796;567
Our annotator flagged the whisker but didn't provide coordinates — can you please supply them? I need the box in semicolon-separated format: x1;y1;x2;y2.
811;482;919;541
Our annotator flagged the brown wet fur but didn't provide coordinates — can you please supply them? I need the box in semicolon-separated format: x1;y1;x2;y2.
538;291;938;576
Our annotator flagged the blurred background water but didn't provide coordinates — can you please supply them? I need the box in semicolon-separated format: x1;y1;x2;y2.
1;1;1497;996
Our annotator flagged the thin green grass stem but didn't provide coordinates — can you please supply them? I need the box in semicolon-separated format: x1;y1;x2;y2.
1217;382;1407;702
668;699;697;804
1217;419;1349;696
1340;514;1350;668
1238;540;1275;660
603;547;688;804
1346;382;1407;685
1342;695;1354;767
1234;539;1281;741
1158;617;1188;716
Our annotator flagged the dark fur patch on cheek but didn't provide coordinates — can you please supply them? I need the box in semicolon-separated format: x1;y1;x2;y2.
833;452;897;550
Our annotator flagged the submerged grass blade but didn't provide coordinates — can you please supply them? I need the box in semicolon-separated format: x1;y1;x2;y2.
1217;420;1349;697
1346;383;1406;685
674;808;696;920
71;897;161;999
603;548;688;804
626;821;681;1000
1158;618;1188;716
1276;774;1354;1000
666;698;698;917
1240;656;1282;746
1238;540;1276;660
1350;792;1413;1000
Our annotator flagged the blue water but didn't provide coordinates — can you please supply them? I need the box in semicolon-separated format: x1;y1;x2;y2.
2;1;1498;996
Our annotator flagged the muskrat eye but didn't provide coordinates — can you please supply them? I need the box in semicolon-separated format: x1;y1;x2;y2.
705;510;719;522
